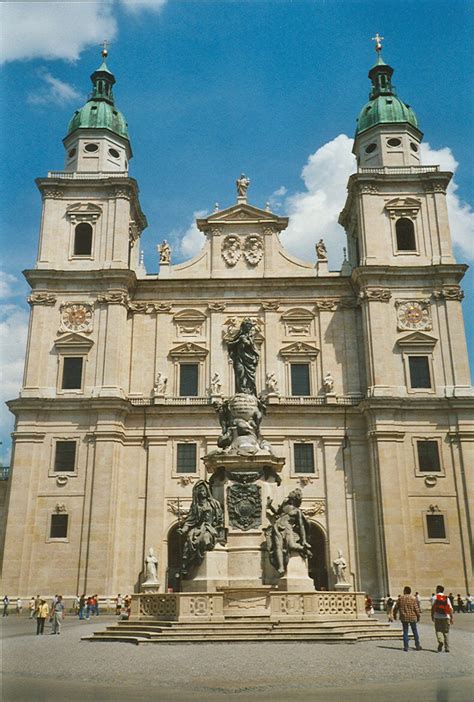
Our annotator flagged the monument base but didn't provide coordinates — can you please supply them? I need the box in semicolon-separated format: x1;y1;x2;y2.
278;554;314;592
141;581;160;594
334;582;351;592
181;545;229;592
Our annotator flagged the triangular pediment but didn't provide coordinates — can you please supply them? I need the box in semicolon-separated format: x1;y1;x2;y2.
280;341;319;357
169;342;208;358
397;331;437;348
197;203;288;231
54;332;94;350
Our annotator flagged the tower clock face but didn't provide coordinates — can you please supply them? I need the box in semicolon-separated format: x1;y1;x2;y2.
60;304;92;333
397;301;431;330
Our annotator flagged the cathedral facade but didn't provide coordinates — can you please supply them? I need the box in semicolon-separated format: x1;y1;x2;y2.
3;48;473;600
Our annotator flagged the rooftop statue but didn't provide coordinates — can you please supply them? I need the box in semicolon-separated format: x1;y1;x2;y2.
236;173;250;199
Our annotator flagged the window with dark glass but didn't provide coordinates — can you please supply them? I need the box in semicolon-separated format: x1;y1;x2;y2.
294;443;315;473
179;363;198;396
61;357;84;390
50;514;68;539
290;363;310;396
408;356;431;389
417;441;441;472
177;443;197;473
395;218;416;251
54;441;77;472
426;514;446;539
73;222;93;256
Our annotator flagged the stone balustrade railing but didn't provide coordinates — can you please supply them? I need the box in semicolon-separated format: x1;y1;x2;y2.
359;165;439;175
128;395;363;407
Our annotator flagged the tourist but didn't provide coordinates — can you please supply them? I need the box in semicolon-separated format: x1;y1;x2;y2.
415;591;422;612
466;593;473;613
93;594;100;615
3;595;9;616
115;594;123;616
86;595;93;619
393;586;422;651
455;594;465;614
365;595;374;617
36;599;49;635
15;598;22;615
385;594;395;622
431;585;454;653
78;594;86;620
51;595;65;634
448;592;455;609
72;595;79;615
28;596;36;618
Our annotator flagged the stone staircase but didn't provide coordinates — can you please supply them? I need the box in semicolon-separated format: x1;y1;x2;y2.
83;616;401;645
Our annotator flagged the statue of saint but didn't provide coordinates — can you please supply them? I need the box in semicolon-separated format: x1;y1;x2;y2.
178;480;224;576
158;240;171;264
316;238;328;261
236;173;250;198
227;319;259;396
153;372;167;396
332;549;347;583
264;371;279;395
265;489;312;576
210;372;222;395
144;547;158;583
323;371;334;394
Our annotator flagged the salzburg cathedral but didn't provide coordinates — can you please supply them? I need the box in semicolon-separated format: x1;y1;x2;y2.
2;41;473;606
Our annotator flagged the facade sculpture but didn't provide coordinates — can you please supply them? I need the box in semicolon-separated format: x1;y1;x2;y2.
316;239;328;261
178;480;224;576
264;371;279;396
323;372;335;395
265;489;312;576
158;240;171;264
210;372;222;395
144;547;159;583
332;549;348;584
153;372;167;396
236;173;250;198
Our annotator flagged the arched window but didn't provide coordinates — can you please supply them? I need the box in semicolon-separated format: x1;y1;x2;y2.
395;218;416;251
73;222;93;256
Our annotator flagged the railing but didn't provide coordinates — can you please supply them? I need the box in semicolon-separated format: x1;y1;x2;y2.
47;171;129;179
359;165;439;175
0;466;10;481
128;395;363;407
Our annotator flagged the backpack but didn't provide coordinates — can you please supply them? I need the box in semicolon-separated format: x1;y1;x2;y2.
432;595;450;616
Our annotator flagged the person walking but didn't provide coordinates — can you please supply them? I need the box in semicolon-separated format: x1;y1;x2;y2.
28;597;36;619
385;594;395;622
51;595;65;634
115;594;123;616
15;598;22;615
36;599;49;635
393;586;422;651
466;593;473;613
432;585;454;653
78;594;86;620
3;595;9;616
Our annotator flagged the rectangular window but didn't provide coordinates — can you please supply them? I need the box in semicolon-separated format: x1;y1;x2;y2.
290;363;310;396
426;514;446;540
408;356;431;389
61;357;84;390
177;443;197;473
54;441;77;472
294;443;315;473
417;441;441;472
50;514;68;539
179;363;198;396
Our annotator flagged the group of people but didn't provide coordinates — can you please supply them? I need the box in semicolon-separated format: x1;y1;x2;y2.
382;585;456;652
114;594;132;619
20;594;66;635
75;594;101;619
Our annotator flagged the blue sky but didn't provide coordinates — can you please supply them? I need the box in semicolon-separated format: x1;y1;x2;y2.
1;0;473;462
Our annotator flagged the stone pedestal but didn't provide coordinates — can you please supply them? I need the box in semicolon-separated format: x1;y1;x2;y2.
278;554;314;592
334;581;351;592
181;545;228;592
142;581;160;594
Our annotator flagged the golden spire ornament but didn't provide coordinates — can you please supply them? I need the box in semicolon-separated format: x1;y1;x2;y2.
372;33;384;53
101;40;109;59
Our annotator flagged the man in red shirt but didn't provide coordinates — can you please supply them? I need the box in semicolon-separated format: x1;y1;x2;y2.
431;584;454;653
393;585;422;652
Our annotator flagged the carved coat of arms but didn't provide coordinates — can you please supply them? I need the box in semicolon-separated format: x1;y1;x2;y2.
243;234;263;265
222;235;241;266
227;483;262;531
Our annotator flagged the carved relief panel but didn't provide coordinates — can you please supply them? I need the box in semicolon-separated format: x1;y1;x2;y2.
173;309;207;337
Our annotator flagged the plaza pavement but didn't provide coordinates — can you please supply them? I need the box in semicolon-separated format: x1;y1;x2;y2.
2;612;473;701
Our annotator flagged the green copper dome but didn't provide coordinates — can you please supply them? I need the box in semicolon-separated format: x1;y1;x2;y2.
356;54;419;136
66;58;129;140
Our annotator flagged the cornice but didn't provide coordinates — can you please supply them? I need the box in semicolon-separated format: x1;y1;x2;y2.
24;268;138;292
351;264;468;288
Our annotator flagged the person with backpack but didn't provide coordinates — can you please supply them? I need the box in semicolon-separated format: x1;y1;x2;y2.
393;586;422;651
385;594;395;622
431;584;454;652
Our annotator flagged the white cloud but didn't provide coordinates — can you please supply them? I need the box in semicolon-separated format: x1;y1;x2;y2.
27;69;81;106
119;0;167;13
1;2;118;64
178;210;207;259
279;134;474;268
0;271;21;299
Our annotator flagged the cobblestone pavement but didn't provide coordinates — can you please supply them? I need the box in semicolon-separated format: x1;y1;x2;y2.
2;613;473;701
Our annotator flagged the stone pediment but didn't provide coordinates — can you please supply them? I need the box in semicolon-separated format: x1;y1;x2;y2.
54;332;94;350
385;197;421;219
281;308;315;321
396;331;437;348
65;202;102;223
280;341;319;357
169;342;208;358
197;203;288;232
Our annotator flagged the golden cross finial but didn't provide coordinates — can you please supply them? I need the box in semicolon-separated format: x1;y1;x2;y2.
101;40;109;59
372;33;384;53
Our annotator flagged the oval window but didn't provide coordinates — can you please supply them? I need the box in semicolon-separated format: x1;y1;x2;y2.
410;142;419;152
68;148;76;158
387;138;401;147
85;143;99;153
108;148;120;159
365;143;377;154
